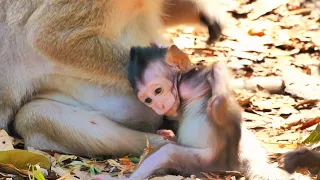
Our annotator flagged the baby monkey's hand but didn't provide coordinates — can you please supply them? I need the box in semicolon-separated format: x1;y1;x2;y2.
157;129;177;142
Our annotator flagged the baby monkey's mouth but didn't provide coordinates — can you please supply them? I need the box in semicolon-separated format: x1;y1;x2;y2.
165;108;177;117
164;101;179;118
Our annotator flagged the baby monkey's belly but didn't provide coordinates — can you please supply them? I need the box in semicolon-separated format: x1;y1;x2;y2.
177;114;212;149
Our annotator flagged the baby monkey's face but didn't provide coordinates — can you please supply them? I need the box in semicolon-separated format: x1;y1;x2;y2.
136;61;180;117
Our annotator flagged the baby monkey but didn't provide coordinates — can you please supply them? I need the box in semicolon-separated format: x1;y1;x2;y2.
93;45;243;180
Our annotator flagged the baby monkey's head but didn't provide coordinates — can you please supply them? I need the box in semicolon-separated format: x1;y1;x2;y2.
127;45;193;117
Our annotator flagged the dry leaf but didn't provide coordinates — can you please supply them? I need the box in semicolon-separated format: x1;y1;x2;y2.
248;0;288;20
248;28;265;37
294;99;320;109
283;67;320;100
0;130;14;151
119;156;131;166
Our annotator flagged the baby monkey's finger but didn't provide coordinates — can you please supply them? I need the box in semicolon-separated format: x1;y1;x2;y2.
206;96;214;121
206;73;215;88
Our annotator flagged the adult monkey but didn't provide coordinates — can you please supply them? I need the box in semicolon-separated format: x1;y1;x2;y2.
2;0;222;156
1;1;288;179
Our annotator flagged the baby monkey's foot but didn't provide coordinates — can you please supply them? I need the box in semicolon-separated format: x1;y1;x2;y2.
283;147;320;174
157;129;177;142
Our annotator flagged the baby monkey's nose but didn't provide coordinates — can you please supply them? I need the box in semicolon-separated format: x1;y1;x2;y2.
156;101;166;110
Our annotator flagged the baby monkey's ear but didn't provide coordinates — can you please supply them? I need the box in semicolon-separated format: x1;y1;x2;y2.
165;45;193;73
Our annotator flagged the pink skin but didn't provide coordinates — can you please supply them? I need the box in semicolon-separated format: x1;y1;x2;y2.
150;41;159;47
157;129;177;142
137;61;180;117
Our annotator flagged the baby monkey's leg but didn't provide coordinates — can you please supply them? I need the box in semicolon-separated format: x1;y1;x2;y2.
92;144;213;180
206;63;242;170
283;147;320;174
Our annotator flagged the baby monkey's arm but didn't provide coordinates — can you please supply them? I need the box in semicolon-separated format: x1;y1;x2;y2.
206;63;243;170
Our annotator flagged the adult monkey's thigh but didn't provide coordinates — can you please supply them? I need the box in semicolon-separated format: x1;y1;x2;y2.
15;99;164;157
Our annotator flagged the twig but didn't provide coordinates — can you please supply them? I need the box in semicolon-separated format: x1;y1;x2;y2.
57;173;71;180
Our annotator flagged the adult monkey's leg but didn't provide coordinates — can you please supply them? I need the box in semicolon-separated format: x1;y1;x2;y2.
162;0;225;44
15;99;166;157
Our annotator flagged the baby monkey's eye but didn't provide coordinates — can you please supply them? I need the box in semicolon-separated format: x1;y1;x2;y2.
145;97;152;104
155;87;162;94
